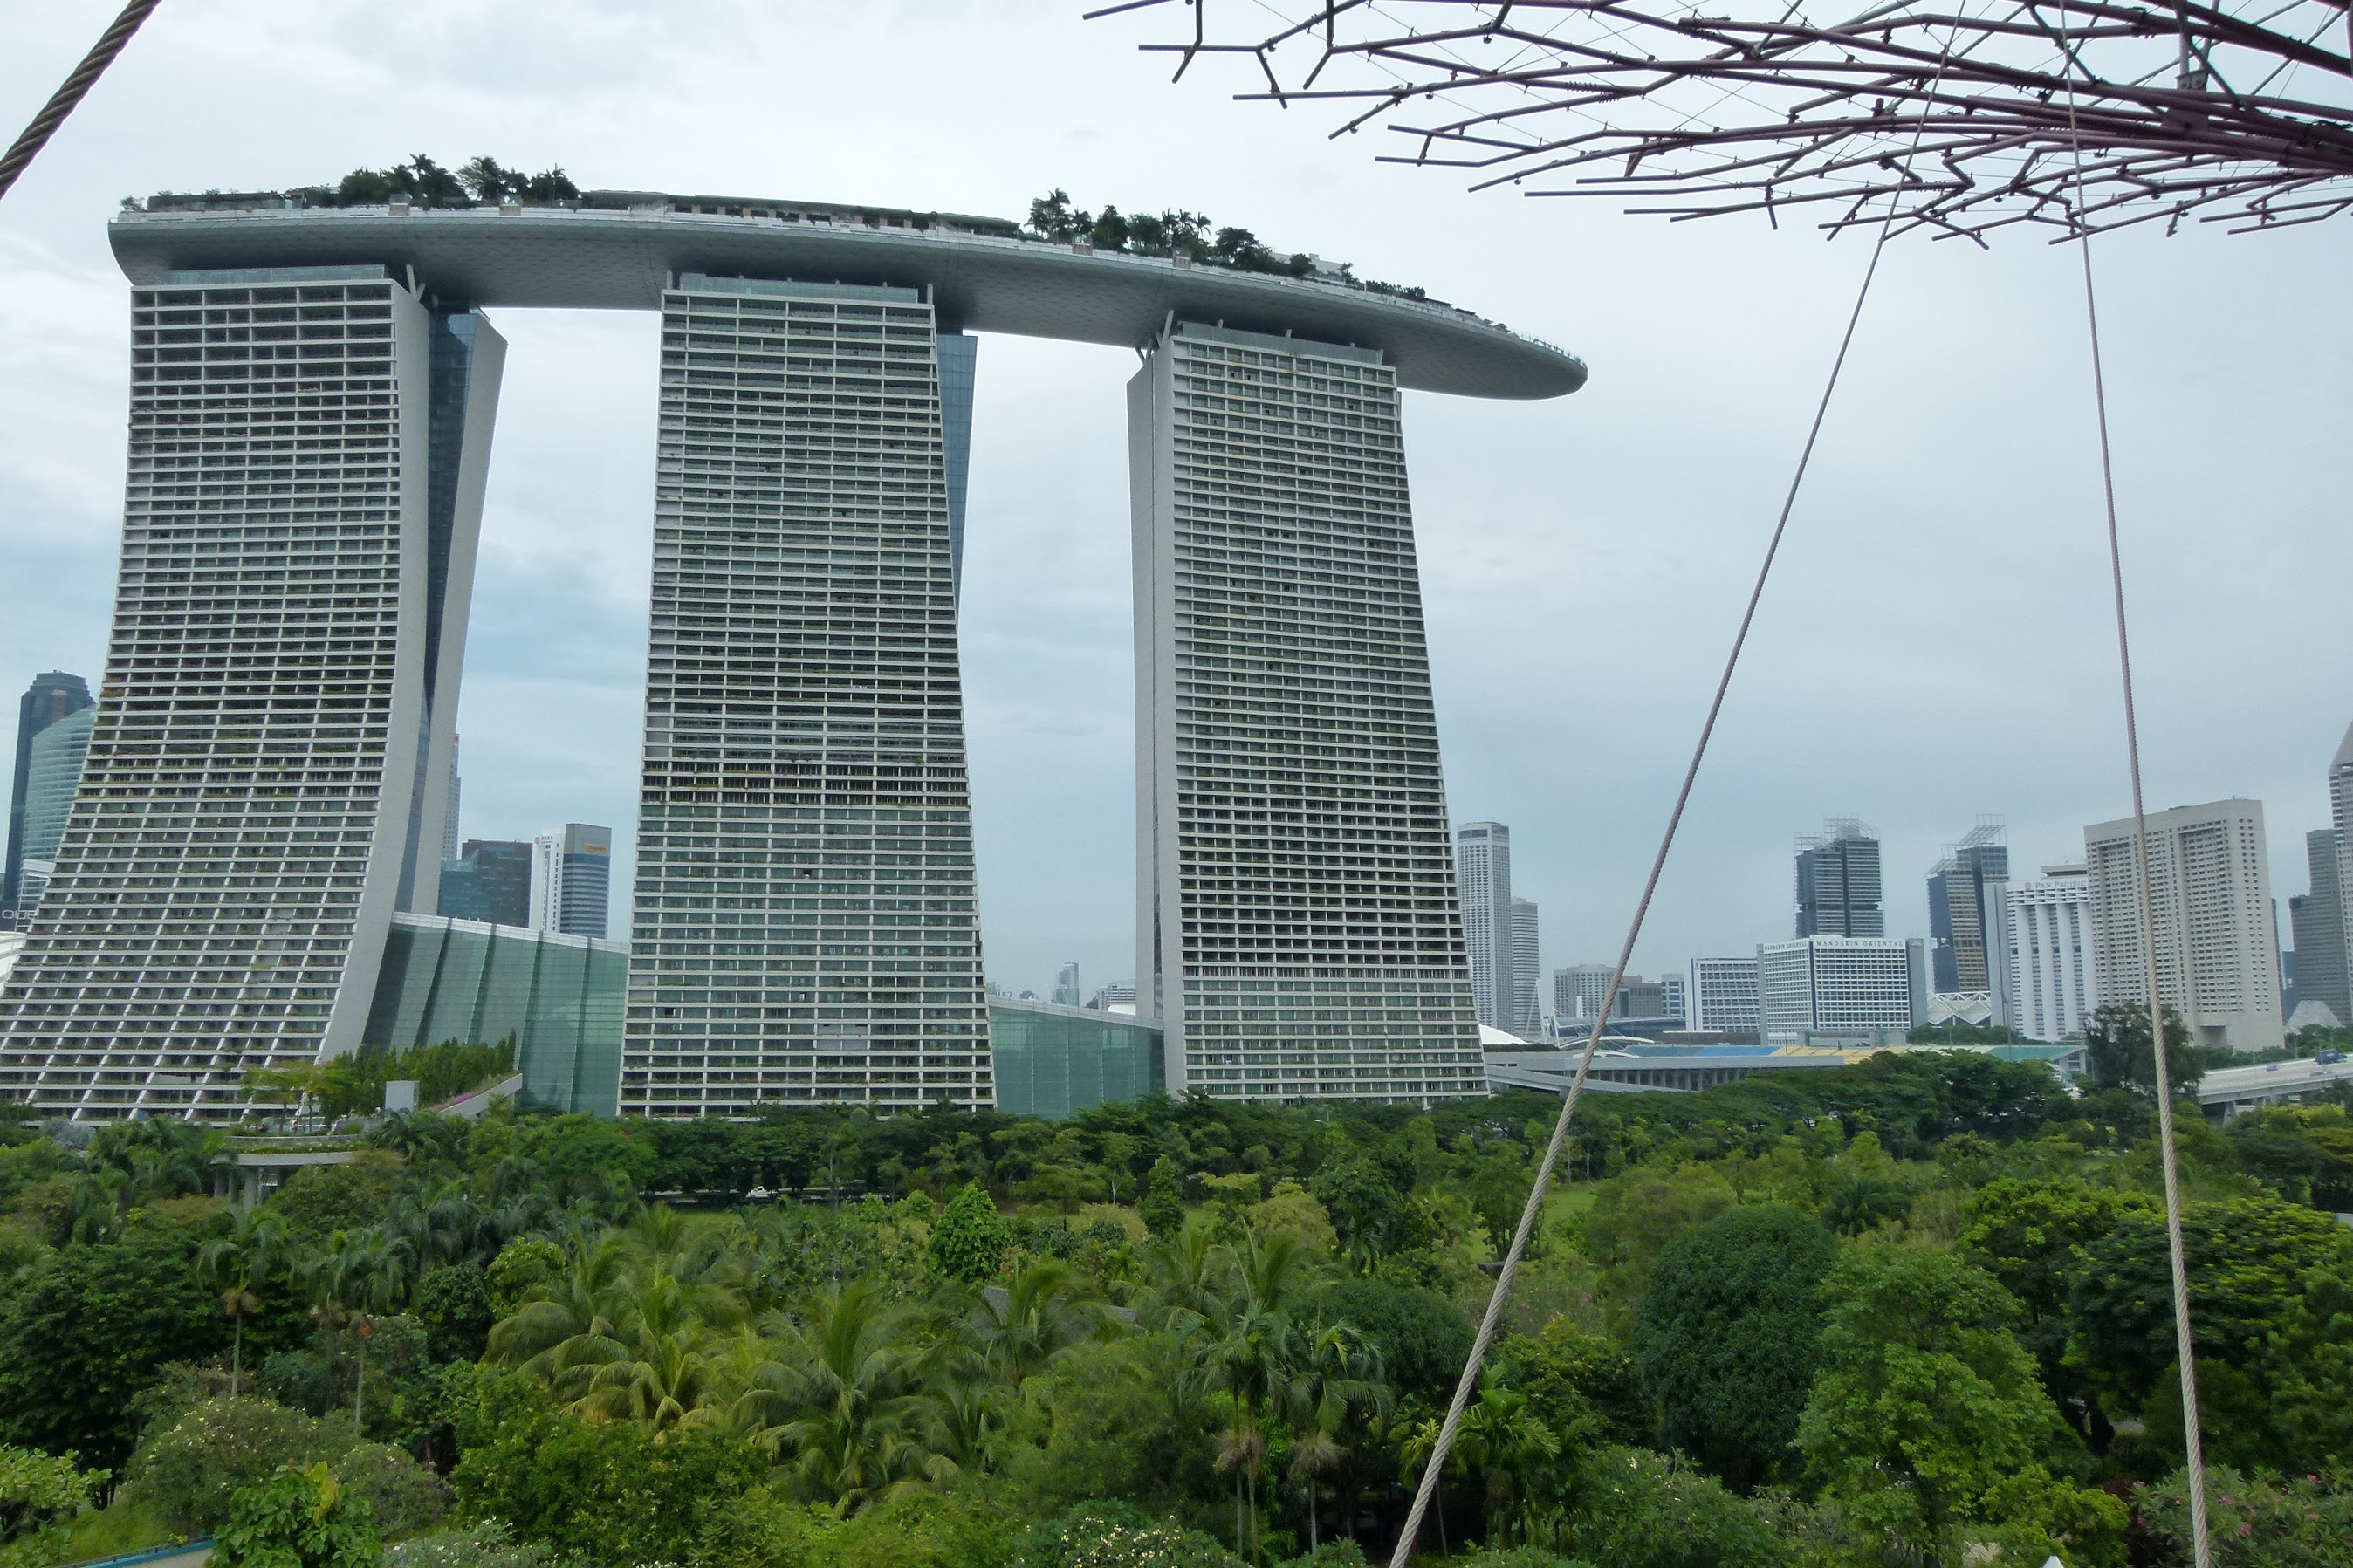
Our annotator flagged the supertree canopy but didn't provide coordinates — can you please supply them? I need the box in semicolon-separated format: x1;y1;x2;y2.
1092;0;2353;239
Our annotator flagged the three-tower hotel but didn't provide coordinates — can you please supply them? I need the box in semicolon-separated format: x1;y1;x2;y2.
0;188;1583;1120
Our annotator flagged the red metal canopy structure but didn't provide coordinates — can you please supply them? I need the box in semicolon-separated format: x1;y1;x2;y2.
1094;0;2353;239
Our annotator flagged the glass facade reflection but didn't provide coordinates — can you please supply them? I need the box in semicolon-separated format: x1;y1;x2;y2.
987;997;1164;1120
362;912;626;1115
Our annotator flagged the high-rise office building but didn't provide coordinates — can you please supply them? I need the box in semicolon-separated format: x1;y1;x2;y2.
622;277;991;1116
1795;819;1885;937
2009;862;2098;1041
0;268;503;1117
2290;829;2350;1028
439;839;532;928
1053;962;1082;1008
3;673;93;925
12;707;96;918
1927;820;2008;991
1133;322;1483;1104
530;824;612;940
1508;896;1541;1037
1554;963;1616;1024
1451;823;1514;1030
1691;956;1762;1034
2084;798;2283;1052
1758;935;1916;1039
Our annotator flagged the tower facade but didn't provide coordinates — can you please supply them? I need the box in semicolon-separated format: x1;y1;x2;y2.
621;277;991;1116
0;266;503;1116
1691;956;1761;1034
1453;822;1513;1029
4;673;93;925
1131;321;1481;1102
2084;798;2282;1052
1795;819;1884;938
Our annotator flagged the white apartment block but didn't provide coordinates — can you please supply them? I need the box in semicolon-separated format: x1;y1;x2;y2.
1758;935;1916;1040
2084;798;2283;1052
0;266;502;1116
1131;322;1482;1103
2007;864;2099;1042
621;278;991;1114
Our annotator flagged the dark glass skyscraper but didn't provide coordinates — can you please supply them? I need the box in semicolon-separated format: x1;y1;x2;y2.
1795;819;1885;939
1927;822;2009;993
4;673;93;924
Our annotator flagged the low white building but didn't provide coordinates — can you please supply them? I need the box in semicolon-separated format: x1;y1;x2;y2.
1758;935;1916;1042
1691;956;1761;1033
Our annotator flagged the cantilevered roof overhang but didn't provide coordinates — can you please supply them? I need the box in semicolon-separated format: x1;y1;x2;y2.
108;197;1585;401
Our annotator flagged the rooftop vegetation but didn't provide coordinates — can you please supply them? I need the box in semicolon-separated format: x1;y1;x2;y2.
296;154;580;209
1025;189;1428;300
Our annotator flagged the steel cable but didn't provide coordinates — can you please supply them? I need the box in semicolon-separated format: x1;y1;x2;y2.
2060;45;2218;1568
1382;60;1970;1568
0;0;166;206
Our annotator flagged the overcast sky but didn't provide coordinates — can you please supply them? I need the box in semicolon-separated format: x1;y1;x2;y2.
2;0;2347;1002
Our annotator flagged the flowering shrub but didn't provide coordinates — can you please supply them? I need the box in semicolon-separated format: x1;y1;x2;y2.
1012;1503;1244;1568
380;1520;552;1568
2136;1467;2353;1568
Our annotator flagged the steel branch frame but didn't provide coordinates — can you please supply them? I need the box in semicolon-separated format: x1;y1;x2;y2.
1088;0;2353;238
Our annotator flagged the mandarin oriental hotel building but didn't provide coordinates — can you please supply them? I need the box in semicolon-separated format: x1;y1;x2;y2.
0;189;1582;1120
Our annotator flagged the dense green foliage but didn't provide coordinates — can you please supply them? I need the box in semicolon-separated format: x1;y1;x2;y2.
0;1050;2349;1568
210;1462;381;1568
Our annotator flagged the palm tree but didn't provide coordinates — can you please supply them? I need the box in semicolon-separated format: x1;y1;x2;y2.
1399;1415;1466;1558
568;1270;736;1431
971;1256;1117;1389
196;1207;290;1396
1135;1227;1230;1331
1283;1322;1387;1553
1208;1300;1295;1564
304;1228;414;1425
1452;1374;1560;1547
760;1280;936;1516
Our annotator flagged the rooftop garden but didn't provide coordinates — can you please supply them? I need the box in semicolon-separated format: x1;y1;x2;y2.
1025;188;1428;299
297;154;580;209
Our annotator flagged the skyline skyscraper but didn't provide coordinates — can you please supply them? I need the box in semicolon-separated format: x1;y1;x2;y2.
2084;798;2283;1052
1927;819;2009;993
0;267;504;1117
1053;962;1082;1008
1795;819;1885;938
1554;963;1615;1025
1509;896;1540;1037
531;824;612;940
439;839;532;928
2290;828;2350;1027
3;673;93;926
1452;822;1514;1030
13;707;96;919
621;277;991;1116
1133;322;1482;1103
